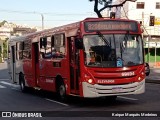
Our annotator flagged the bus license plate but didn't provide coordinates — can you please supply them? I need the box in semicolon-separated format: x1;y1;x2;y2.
112;87;123;92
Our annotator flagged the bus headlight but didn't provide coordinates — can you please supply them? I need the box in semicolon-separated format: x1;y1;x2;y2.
88;79;93;84
84;74;95;85
138;77;141;81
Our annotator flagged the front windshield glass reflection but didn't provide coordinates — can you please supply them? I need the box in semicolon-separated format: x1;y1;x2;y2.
83;34;143;67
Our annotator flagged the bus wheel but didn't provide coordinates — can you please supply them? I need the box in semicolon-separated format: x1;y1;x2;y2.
57;82;67;101
19;74;27;92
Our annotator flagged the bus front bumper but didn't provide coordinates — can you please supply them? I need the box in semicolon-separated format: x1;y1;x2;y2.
82;79;145;98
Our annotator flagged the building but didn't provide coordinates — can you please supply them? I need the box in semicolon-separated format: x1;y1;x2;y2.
112;0;160;40
0;21;37;62
0;22;13;62
112;0;160;66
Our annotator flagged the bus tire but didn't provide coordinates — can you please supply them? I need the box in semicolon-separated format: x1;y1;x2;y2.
19;73;27;92
57;81;67;101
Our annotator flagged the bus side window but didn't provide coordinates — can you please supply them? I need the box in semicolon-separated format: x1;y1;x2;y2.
43;38;47;48
16;42;24;60
51;36;54;47
40;52;45;59
40;37;47;49
40;37;47;58
51;36;57;58
52;34;65;58
40;38;43;49
45;36;52;59
23;40;31;59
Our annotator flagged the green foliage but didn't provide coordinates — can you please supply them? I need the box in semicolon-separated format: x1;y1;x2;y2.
0;57;2;63
145;54;160;62
88;0;136;18
0;20;7;27
0;46;1;57
3;40;8;58
0;40;8;59
88;0;113;18
145;48;160;62
89;0;112;4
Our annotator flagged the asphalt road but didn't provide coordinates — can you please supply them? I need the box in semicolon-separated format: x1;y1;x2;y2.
0;62;160;120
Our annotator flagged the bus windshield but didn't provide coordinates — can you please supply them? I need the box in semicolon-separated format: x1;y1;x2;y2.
83;34;143;67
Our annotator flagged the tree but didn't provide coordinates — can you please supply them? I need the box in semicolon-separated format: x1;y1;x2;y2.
3;38;8;58
0;20;7;27
89;0;137;18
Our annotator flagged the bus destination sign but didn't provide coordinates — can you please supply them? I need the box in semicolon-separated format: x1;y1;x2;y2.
84;21;138;32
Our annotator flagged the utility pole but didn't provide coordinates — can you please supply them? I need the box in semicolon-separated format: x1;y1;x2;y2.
6;23;11;60
155;43;157;66
148;35;151;63
41;13;44;30
142;12;144;39
34;12;44;30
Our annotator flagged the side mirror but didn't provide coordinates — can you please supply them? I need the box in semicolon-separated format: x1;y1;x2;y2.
75;38;83;49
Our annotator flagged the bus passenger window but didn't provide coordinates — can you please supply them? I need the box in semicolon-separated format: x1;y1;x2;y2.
16;42;24;60
45;36;52;58
40;52;45;59
52;34;65;58
40;37;47;49
40;37;52;59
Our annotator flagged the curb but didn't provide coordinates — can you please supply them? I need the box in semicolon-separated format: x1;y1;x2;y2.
146;79;160;84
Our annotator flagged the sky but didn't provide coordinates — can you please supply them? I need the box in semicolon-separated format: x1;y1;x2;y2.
0;0;98;28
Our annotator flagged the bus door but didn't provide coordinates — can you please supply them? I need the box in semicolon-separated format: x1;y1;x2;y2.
69;37;80;94
11;46;16;83
32;42;39;87
38;37;47;89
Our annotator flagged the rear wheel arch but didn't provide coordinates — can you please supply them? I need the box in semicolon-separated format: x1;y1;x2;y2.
55;75;67;101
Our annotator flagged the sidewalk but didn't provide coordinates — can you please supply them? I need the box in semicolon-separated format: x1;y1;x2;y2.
146;68;160;84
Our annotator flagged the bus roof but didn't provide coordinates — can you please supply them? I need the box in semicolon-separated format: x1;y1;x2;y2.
10;17;139;42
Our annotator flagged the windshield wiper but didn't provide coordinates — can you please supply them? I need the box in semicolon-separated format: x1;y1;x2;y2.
123;31;129;48
120;43;123;58
97;31;111;47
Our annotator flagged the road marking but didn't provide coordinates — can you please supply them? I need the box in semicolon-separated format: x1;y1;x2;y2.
0;79;9;81
118;96;138;101
0;85;6;88
0;81;19;88
45;98;69;106
11;88;21;91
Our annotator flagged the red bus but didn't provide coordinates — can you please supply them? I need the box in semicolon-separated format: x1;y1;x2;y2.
8;18;145;100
